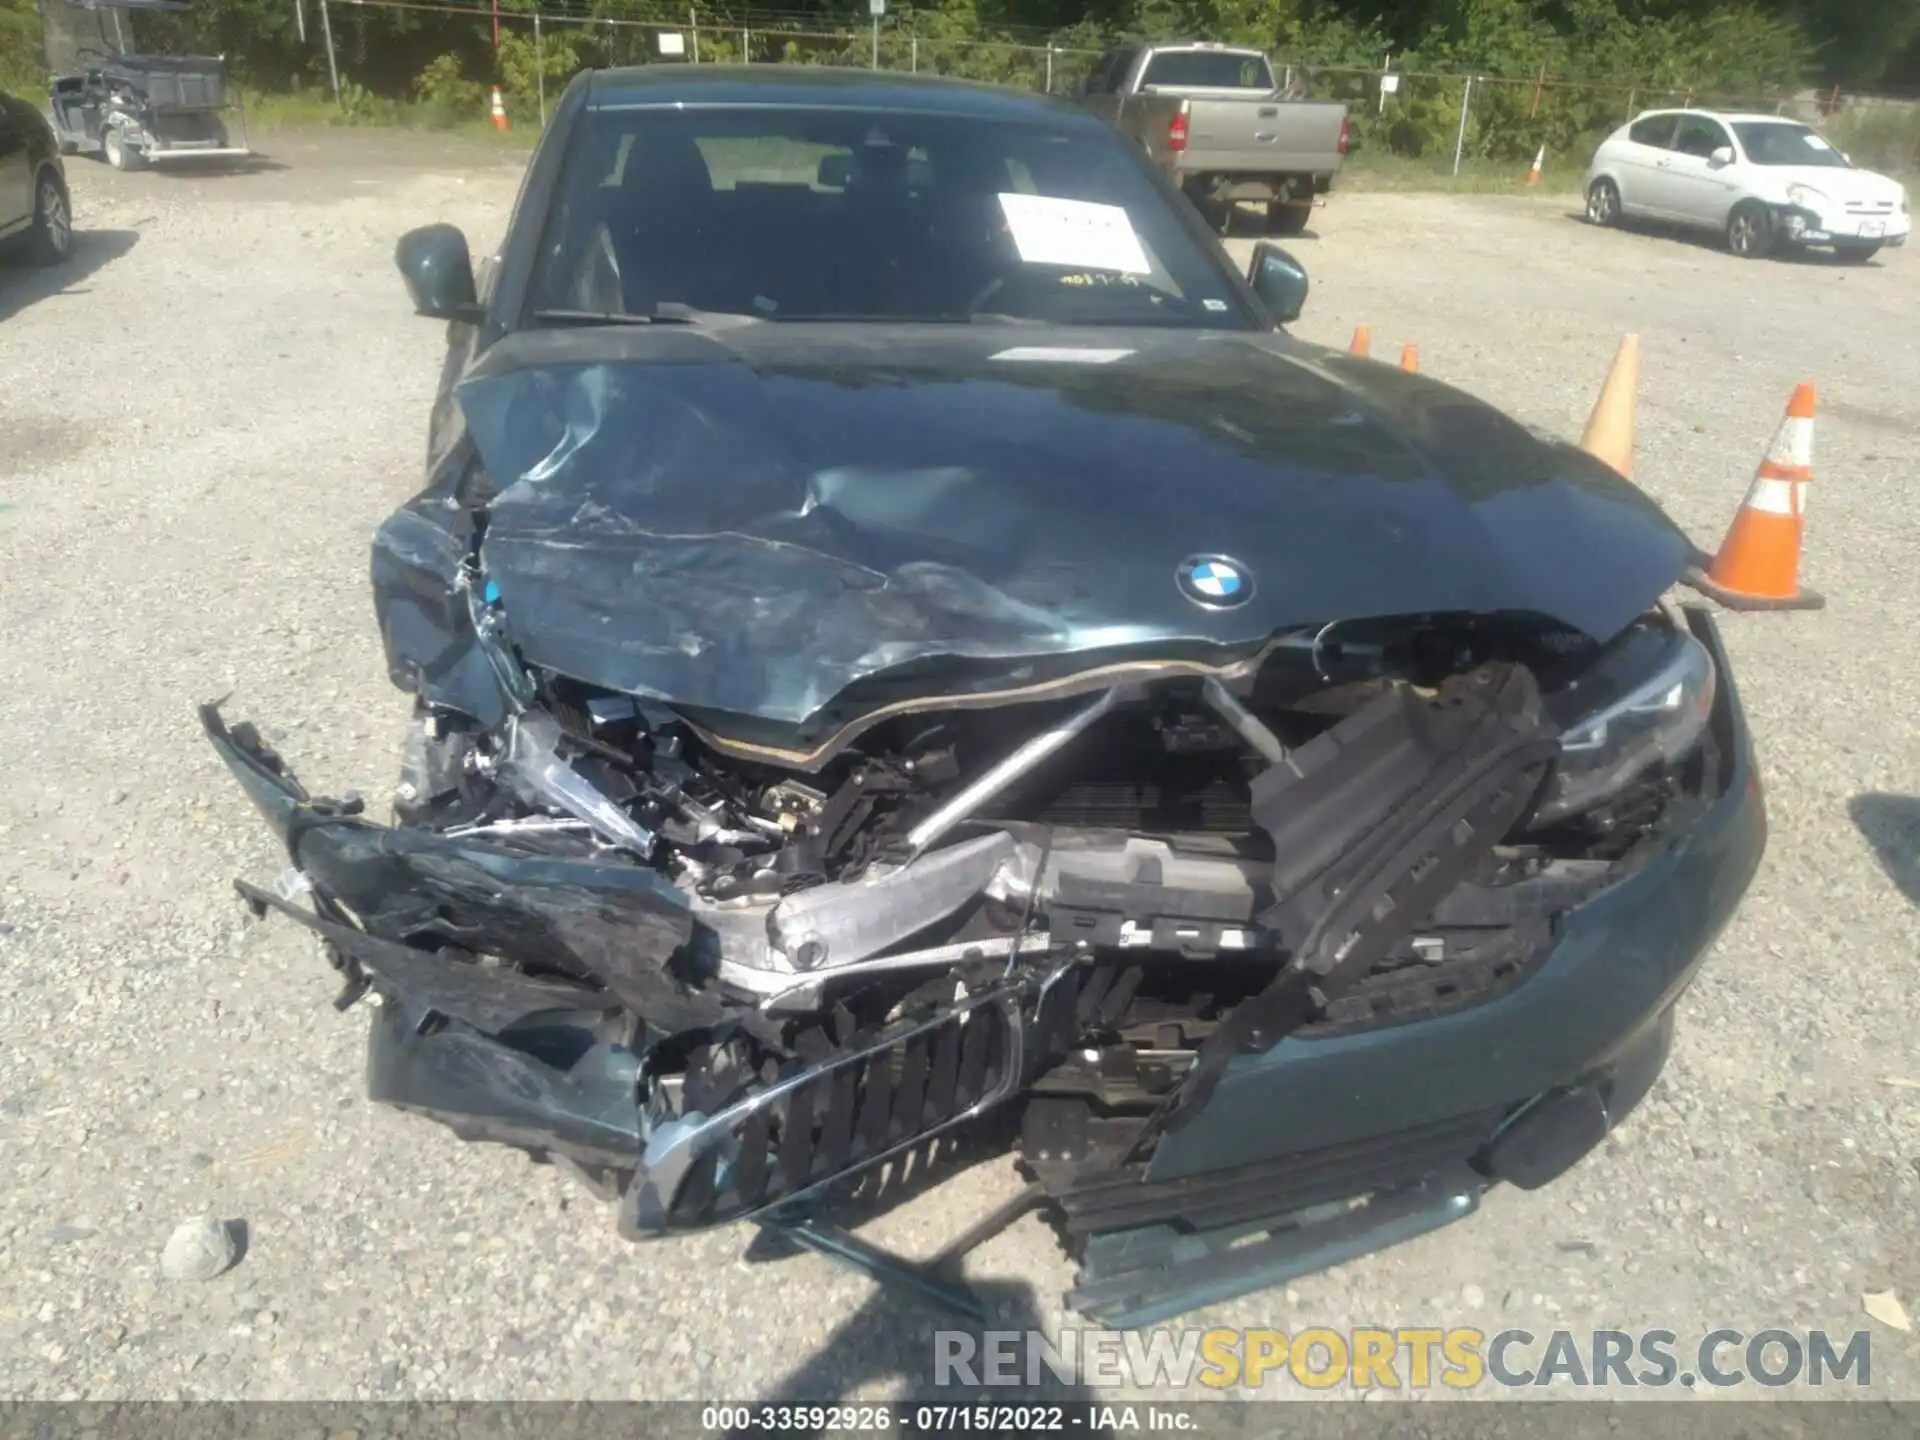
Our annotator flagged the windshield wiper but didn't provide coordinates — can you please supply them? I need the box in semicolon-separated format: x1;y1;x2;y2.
531;306;704;327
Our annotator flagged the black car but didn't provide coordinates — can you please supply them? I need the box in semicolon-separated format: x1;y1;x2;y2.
207;66;1765;1329
0;88;72;265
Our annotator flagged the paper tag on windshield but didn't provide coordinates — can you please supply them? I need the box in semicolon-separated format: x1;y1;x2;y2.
1803;133;1833;150
997;193;1151;275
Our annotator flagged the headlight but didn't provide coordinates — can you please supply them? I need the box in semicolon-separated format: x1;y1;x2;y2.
1535;624;1716;824
1785;183;1827;210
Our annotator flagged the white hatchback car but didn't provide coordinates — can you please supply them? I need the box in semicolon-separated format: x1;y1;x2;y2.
1584;109;1909;262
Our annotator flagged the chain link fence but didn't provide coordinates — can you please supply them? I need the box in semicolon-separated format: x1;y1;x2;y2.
122;0;1918;177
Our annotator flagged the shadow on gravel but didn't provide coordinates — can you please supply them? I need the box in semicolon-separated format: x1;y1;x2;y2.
1559;208;1888;266
732;1275;1105;1433
725;1122;1110;1423
0;228;140;326
143;153;292;178
1850;792;1920;907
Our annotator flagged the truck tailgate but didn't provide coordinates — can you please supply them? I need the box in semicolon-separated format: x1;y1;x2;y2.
1171;96;1346;174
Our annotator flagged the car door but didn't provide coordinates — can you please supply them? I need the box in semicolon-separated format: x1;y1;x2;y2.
0;95;34;238
1612;113;1678;215
1657;115;1742;228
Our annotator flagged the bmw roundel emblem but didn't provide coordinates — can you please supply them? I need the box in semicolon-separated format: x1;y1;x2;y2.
1177;555;1254;609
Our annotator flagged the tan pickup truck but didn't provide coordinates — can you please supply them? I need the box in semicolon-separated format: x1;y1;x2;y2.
1075;42;1348;235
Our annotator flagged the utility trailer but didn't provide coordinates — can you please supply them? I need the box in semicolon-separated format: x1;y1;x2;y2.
41;0;251;169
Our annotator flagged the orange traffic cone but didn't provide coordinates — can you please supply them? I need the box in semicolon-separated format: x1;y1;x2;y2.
1685;383;1825;611
1399;342;1418;373
1526;144;1545;186
490;87;509;132
1577;334;1639;478
1349;324;1371;357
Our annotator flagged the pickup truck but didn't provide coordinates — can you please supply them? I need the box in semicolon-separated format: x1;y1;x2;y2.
1075;42;1348;235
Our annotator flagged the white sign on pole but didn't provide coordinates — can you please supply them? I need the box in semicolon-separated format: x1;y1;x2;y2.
1380;73;1401;93
657;30;686;54
869;0;885;15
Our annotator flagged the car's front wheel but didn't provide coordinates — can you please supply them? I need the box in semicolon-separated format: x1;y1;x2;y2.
24;170;73;267
1726;202;1774;260
1586;177;1622;227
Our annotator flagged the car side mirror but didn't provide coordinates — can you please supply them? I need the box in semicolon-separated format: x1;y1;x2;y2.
396;223;482;322
1708;145;1734;167
817;153;854;188
1247;241;1309;323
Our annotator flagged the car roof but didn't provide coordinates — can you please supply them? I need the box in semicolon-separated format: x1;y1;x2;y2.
1632;108;1809;126
583;65;1094;125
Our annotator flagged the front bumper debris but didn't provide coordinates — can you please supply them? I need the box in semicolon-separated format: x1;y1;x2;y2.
203;608;1760;1327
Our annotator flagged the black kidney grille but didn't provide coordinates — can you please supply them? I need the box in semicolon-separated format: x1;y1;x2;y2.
623;989;1024;1234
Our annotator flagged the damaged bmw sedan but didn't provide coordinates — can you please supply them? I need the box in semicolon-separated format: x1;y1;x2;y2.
207;66;1765;1328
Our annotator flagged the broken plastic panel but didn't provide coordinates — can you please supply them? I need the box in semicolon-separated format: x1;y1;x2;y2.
500;708;657;856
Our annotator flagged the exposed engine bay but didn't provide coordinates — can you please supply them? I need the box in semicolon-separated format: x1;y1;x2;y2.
209;597;1724;1289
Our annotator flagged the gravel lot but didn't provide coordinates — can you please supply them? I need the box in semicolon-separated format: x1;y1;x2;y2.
1;129;1916;1406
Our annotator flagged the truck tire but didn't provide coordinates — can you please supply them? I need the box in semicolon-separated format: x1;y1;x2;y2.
1265;200;1313;237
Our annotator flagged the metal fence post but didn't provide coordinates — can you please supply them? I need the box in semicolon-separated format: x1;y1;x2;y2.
910;35;917;72
319;0;341;106
741;26;749;63
1044;44;1053;93
1452;74;1473;177
534;13;545;126
870;14;878;69
689;7;699;63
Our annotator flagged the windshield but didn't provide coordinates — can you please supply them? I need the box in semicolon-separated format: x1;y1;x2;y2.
528;106;1258;330
1139;51;1275;90
1733;122;1852;169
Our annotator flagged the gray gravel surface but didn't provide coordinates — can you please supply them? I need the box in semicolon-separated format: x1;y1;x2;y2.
0;135;1915;1404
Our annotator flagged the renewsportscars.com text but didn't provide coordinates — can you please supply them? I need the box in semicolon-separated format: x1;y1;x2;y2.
933;1327;1873;1391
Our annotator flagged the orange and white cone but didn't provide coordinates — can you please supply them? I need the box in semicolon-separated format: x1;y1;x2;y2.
1686;383;1824;611
1349;324;1371;357
1399;342;1419;373
1526;144;1545;186
1577;334;1639;478
490;87;509;132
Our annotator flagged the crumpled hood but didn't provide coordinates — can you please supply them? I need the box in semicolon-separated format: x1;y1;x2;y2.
454;323;1690;730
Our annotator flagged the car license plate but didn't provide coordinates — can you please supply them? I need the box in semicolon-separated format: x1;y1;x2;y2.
1860;220;1886;237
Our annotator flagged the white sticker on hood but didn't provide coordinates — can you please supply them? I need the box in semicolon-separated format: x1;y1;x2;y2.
997;193;1152;275
991;346;1134;364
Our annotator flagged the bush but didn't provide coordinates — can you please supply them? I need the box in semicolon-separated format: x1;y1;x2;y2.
497;27;588;116
1827;103;1920;177
415;51;485;127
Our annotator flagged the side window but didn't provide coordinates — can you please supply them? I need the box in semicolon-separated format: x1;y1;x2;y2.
1627;115;1678;149
1672;116;1730;158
